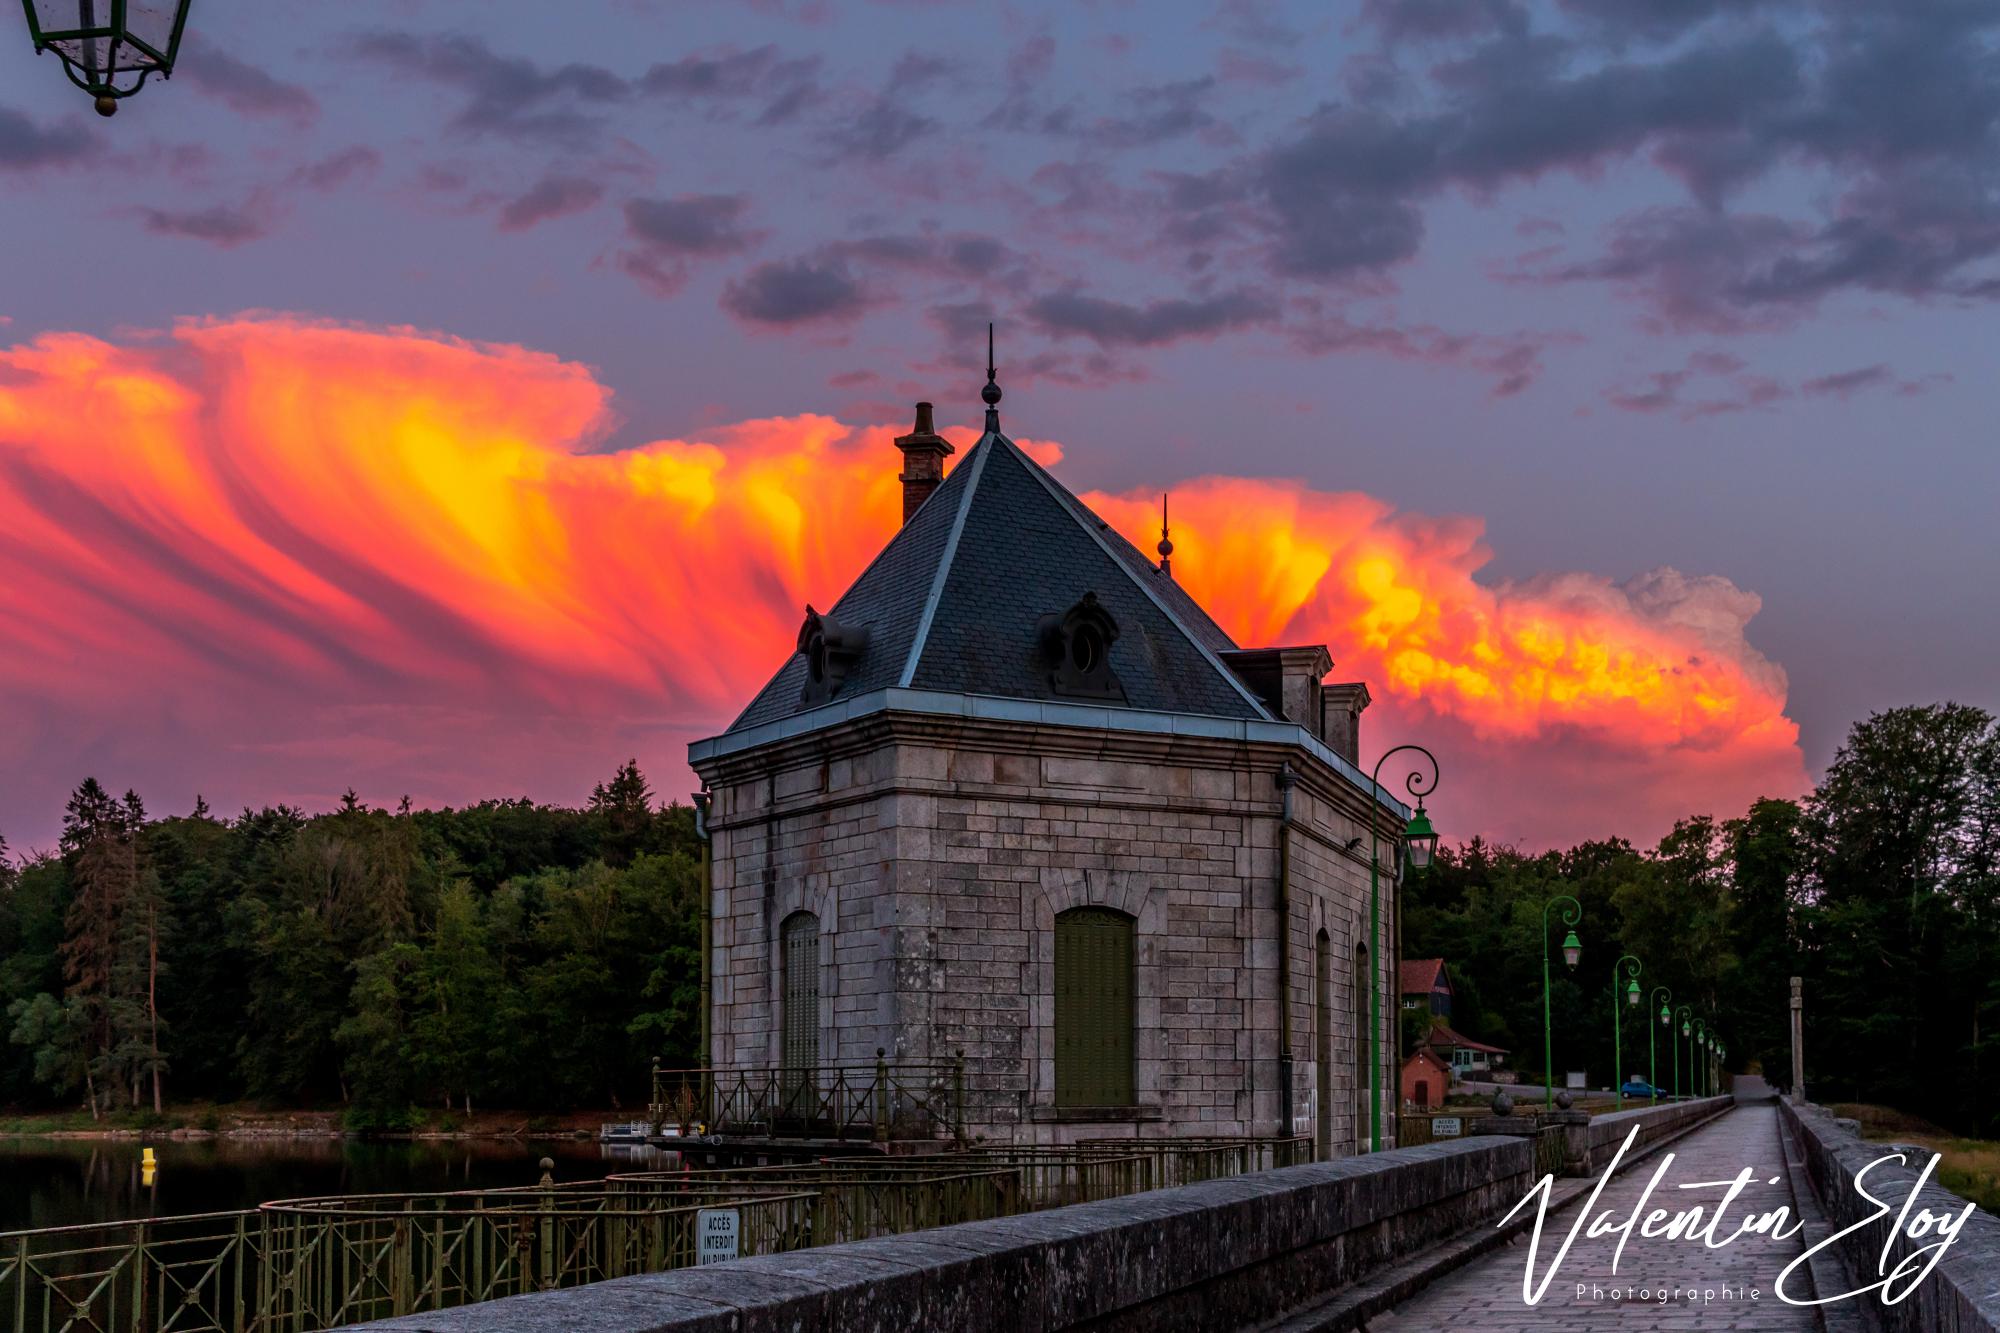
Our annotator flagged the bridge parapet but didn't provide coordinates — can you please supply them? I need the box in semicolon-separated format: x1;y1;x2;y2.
346;1097;1738;1333
1780;1098;2000;1332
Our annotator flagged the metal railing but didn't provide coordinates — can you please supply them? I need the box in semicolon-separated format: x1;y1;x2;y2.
1;1136;1305;1333
651;1054;966;1144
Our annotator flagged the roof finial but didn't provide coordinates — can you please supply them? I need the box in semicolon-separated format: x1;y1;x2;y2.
1157;491;1174;578
981;321;1002;430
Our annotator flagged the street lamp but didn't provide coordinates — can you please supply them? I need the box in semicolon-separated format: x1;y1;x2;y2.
1540;894;1582;1113
1650;987;1671;1107
1365;745;1440;1153
1612;955;1641;1110
21;0;193;116
1691;1017;1706;1097
1674;1005;1693;1100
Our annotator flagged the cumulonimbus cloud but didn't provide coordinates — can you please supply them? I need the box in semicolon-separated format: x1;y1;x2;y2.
0;315;1806;845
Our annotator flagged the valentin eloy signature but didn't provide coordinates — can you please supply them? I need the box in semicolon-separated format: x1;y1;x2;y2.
1500;1122;1977;1308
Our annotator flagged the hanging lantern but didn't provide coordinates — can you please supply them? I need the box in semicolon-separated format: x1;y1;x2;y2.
1624;977;1641;1007
1657;1003;1670;1026
1560;929;1581;969
21;0;194;116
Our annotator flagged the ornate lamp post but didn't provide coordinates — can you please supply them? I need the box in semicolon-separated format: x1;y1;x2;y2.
1650;987;1672;1106
1612;955;1641;1109
20;0;193;115
1690;1017;1706;1097
1539;895;1582;1113
1365;745;1440;1153
1675;1006;1692;1100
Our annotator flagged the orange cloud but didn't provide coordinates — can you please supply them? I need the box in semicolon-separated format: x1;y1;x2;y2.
0;315;1806;846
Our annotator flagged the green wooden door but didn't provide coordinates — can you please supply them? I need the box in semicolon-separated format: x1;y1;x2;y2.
781;912;819;1111
1054;908;1134;1106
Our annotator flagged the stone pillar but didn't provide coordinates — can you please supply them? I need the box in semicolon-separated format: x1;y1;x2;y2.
893;402;954;524
1789;975;1805;1104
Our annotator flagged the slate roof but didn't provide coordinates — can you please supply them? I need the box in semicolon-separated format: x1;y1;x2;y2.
1399;958;1449;996
725;426;1272;734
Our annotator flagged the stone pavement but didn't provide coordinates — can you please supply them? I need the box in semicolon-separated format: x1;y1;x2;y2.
1374;1102;1823;1330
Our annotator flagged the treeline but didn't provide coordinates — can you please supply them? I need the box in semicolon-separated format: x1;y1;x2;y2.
0;762;701;1122
1406;702;2000;1137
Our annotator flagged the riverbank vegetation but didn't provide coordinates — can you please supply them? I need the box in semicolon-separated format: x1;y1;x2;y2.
1404;703;1999;1140
2;762;700;1121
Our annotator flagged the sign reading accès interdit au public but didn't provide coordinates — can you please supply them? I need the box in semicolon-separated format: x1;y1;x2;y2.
1432;1117;1463;1137
696;1208;740;1265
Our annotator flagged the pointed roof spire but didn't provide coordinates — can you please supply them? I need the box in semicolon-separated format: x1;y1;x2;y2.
1157;492;1174;579
981;321;1002;431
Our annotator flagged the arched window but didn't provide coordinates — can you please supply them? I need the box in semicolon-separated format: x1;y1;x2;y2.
1354;942;1370;1151
780;911;820;1104
1054;907;1134;1106
1315;930;1332;1159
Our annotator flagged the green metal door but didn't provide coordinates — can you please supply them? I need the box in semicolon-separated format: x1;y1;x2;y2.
1054;908;1134;1106
781;911;819;1112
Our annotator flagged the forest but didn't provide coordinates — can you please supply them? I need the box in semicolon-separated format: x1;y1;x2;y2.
1;762;700;1124
3;704;1996;1137
1404;702;2000;1138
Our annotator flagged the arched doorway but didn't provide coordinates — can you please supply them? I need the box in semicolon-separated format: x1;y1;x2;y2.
1315;930;1332;1159
780;910;820;1113
1354;942;1370;1152
1054;907;1135;1106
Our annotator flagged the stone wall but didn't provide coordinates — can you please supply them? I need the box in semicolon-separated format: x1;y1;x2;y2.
697;709;1405;1147
1779;1098;2000;1332
343;1097;1736;1333
1579;1095;1738;1173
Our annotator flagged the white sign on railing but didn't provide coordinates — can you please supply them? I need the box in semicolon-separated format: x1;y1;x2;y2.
1432;1116;1462;1137
697;1208;740;1265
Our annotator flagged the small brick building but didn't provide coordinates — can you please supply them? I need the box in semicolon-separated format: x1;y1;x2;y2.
689;377;1418;1152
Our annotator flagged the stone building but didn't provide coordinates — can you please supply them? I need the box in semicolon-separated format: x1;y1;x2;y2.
688;371;1422;1153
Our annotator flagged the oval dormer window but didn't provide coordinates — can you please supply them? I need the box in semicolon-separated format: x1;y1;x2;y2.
1037;593;1124;701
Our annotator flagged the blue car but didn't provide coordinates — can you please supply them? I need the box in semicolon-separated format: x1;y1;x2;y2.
1620;1078;1658;1097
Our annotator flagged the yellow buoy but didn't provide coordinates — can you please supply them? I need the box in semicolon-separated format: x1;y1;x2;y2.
140;1146;157;1168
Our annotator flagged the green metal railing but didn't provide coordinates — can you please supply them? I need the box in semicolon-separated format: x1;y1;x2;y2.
1;1136;1308;1333
650;1055;966;1144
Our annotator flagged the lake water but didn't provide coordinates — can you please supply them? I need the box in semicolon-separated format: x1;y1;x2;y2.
0;1136;683;1234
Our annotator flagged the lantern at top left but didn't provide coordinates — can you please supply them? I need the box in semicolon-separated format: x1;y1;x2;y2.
21;0;194;116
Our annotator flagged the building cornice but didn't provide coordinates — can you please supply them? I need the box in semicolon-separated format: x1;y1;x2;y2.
688;686;1411;822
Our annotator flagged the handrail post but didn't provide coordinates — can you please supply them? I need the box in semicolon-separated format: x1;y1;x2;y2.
874;1049;890;1144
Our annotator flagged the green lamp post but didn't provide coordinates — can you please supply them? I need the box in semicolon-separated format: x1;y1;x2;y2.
1612;955;1641;1109
1365;745;1440;1152
1675;1006;1692;1100
1650;987;1671;1106
1691;1017;1706;1097
1539;895;1582;1113
20;0;193;115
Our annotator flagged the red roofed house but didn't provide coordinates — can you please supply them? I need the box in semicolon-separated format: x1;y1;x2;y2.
1400;957;1452;1018
1425;1023;1510;1080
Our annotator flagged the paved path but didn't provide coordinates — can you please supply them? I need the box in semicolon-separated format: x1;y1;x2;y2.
1375;1102;1822;1330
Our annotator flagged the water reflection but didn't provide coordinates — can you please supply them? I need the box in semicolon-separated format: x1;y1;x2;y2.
0;1137;682;1233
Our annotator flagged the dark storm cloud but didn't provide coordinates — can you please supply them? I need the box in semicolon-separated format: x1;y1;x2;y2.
180;50;319;123
0;106;92;170
821;96;936;161
347;32;628;145
625;195;758;254
619;194;759;296
1026;288;1277;347
1801;365;1895;399
138;203;269;247
290;147;381;191
499;177;606;231
638;44;823;124
720;253;869;324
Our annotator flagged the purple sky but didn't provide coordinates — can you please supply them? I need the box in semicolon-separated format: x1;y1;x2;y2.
2;0;1996;846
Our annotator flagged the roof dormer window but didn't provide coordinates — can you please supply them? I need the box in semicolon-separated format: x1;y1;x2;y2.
1038;593;1124;701
798;605;869;706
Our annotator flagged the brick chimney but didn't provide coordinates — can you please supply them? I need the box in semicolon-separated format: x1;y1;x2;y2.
893;402;954;524
1321;682;1371;766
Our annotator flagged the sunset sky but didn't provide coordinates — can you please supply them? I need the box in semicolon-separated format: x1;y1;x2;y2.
2;1;1996;850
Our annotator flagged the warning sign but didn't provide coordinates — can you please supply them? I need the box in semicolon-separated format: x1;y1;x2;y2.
696;1208;739;1265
